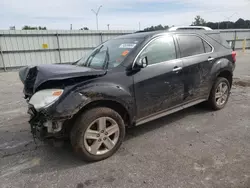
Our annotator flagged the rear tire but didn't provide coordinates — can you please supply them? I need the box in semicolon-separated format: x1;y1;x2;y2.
208;77;230;110
70;107;125;162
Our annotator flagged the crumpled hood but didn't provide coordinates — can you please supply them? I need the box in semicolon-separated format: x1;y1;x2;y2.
19;64;107;95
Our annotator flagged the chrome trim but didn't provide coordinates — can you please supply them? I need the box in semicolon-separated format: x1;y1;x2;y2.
175;34;215;60
182;99;206;109
132;33;215;69
208;57;215;61
135;99;206;126
173;67;182;72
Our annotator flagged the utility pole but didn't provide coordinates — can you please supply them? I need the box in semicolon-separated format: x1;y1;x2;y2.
107;24;110;30
91;5;102;30
139;22;141;31
224;12;237;29
70;24;72;30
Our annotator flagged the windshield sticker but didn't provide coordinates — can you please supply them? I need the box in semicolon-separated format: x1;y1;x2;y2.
119;43;137;49
121;50;129;56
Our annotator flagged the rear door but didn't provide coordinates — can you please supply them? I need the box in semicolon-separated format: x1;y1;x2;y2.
176;34;215;101
133;35;184;119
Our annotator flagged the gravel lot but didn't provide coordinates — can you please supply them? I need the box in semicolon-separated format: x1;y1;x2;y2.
0;51;250;188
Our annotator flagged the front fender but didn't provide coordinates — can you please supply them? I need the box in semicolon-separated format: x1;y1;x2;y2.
50;82;135;121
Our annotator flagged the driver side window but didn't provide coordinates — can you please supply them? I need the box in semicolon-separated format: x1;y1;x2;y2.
139;36;176;65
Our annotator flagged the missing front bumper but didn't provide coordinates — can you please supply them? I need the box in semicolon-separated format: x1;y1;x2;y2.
28;107;65;140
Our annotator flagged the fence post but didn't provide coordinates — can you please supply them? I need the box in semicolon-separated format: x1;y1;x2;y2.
233;30;237;51
0;45;6;71
242;38;246;53
100;32;103;43
56;33;62;63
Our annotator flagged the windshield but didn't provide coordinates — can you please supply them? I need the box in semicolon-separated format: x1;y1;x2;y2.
76;38;142;69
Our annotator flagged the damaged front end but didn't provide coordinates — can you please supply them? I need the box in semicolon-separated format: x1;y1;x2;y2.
28;106;65;140
19;64;107;140
27;88;67;140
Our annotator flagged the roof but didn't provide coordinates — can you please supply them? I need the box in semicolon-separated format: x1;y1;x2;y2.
115;29;218;40
115;31;157;39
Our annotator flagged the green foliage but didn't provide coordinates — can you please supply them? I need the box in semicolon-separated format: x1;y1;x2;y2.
142;24;169;32
192;16;250;29
80;27;89;30
22;26;47;30
192;15;206;26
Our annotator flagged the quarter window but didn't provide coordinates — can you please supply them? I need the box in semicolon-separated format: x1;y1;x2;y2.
177;35;205;58
203;40;213;53
139;36;176;65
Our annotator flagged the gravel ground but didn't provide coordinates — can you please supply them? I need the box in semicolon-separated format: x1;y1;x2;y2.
0;53;250;188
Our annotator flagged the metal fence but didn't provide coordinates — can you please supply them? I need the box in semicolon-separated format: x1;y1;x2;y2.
0;30;134;70
219;29;250;50
0;29;249;70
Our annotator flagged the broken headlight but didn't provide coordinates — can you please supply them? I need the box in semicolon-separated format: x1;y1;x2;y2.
29;89;63;111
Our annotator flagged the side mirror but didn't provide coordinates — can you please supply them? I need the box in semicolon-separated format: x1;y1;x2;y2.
135;56;148;69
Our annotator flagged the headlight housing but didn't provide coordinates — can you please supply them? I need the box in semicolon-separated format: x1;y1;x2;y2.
29;89;63;111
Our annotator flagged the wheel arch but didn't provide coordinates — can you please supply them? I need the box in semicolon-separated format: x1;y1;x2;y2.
217;70;233;88
71;99;132;128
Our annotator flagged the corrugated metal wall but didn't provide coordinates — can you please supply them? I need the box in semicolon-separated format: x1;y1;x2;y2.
0;30;134;70
0;29;249;70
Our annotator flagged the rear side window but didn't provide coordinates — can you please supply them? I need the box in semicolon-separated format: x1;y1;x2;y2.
177;35;205;58
139;36;176;65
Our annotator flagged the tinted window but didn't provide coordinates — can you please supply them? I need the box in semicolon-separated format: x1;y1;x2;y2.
77;38;143;69
178;35;205;58
139;36;176;65
206;33;231;49
203;40;212;53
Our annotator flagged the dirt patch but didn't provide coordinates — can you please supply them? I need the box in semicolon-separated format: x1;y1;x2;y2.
233;80;250;87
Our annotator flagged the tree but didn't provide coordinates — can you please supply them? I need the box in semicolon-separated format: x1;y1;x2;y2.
191;16;250;29
192;15;206;26
142;24;169;32
80;27;89;30
22;25;47;30
234;18;248;28
38;26;47;30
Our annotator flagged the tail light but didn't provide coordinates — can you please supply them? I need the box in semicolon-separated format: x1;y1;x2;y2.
232;51;236;63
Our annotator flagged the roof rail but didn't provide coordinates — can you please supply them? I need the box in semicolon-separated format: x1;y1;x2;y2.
168;26;213;31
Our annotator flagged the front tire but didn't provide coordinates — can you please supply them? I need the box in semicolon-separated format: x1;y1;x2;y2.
208;77;230;110
70;107;125;162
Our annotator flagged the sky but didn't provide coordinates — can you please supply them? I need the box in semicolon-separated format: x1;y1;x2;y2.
1;0;250;30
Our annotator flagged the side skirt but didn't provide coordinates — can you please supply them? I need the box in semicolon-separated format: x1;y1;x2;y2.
135;99;206;126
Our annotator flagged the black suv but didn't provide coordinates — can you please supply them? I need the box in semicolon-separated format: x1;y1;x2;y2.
19;29;236;161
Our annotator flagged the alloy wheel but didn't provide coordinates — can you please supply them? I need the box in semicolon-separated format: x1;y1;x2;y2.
215;82;229;106
83;117;120;155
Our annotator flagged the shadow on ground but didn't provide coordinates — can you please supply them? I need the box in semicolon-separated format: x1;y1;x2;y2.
0;104;212;176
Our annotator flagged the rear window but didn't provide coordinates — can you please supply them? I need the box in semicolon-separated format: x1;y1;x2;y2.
206;33;231;49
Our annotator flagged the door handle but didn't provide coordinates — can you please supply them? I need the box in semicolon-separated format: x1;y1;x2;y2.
173;67;182;72
208;57;215;61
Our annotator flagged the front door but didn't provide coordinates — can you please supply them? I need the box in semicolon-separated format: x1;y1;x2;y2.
133;35;184;119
